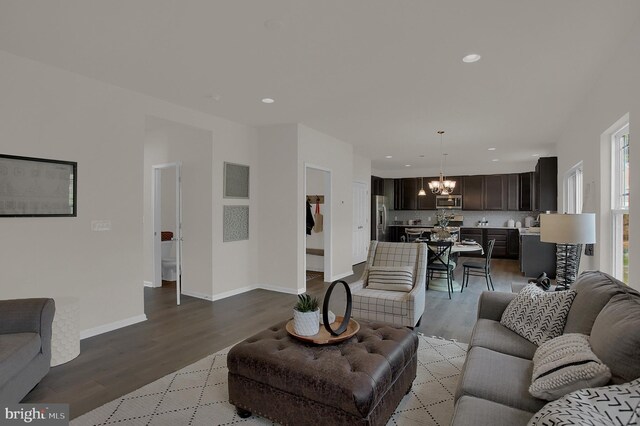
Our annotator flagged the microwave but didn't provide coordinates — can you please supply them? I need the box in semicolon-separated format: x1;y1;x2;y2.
436;195;462;209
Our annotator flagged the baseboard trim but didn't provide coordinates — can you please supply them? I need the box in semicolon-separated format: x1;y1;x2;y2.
330;271;353;282
80;314;147;340
212;283;303;301
181;289;213;301
258;283;303;295
211;286;256;301
143;280;159;288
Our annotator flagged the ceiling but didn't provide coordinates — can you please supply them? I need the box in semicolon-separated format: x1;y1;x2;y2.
1;0;639;174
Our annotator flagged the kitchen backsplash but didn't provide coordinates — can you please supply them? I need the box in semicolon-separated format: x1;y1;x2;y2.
390;210;535;227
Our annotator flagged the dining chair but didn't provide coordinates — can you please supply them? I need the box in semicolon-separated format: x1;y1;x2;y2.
405;228;424;242
426;241;455;299
461;239;496;292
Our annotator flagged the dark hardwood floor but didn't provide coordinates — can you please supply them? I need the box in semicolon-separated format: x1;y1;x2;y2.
24;257;527;419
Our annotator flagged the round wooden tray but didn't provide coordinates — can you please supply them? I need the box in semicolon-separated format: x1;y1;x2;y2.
285;316;360;345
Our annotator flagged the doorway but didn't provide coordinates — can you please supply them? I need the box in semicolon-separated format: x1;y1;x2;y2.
152;163;183;305
304;165;331;283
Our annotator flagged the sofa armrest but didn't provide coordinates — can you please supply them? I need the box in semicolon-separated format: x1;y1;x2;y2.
477;291;516;321
0;298;55;357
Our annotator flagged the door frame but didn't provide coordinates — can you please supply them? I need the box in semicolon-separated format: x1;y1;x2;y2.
352;180;369;264
152;162;183;305
304;164;332;283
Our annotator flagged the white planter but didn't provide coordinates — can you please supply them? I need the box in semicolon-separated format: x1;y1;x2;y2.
293;308;320;336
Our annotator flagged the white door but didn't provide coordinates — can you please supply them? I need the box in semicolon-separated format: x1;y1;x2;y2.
352;181;368;264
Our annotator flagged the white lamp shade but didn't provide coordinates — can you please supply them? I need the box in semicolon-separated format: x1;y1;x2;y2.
540;213;596;244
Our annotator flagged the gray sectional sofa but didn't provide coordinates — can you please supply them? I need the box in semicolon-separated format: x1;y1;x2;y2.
451;271;640;426
0;298;55;403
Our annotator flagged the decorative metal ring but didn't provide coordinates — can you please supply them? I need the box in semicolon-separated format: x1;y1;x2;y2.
323;280;352;336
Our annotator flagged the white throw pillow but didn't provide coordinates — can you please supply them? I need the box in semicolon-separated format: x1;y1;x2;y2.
500;284;576;346
528;379;640;426
366;266;414;292
529;333;611;401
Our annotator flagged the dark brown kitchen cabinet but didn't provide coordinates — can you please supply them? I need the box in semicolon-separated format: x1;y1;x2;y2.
393;178;418;210
484;175;507;210
507;229;520;259
393;179;402;210
486;229;508;257
459;228;520;259
519;172;535;211
535;157;558;212
371;176;384;196
446;176;462;195
462;175;484;210
507;174;520;211
417;177;437;210
459;228;484;258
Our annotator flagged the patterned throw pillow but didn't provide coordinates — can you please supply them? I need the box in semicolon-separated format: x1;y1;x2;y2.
366;266;414;292
528;379;640;426
500;284;576;346
530;333;611;400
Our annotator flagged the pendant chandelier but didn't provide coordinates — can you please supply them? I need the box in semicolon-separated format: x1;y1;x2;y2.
428;131;456;195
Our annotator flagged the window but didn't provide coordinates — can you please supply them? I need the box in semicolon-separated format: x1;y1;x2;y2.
564;162;583;214
612;123;629;283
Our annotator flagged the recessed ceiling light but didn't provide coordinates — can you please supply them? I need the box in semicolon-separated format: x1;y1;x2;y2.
405;164;411;167
488;147;496;151
261;98;275;104
492;159;500;162
463;53;482;63
385;155;393;159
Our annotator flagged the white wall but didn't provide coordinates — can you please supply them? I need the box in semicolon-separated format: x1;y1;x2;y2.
353;154;372;186
555;24;639;289
256;124;301;294
211;121;260;299
0;50;260;335
143;117;213;299
0;50;145;335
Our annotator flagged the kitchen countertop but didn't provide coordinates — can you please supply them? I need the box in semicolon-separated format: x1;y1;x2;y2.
389;224;540;234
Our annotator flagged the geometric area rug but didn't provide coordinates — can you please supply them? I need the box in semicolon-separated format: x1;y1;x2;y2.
71;335;468;426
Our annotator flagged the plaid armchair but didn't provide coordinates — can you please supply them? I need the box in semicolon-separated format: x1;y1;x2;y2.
349;241;427;327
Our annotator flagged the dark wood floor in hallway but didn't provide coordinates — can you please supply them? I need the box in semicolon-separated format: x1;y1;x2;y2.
24;258;528;419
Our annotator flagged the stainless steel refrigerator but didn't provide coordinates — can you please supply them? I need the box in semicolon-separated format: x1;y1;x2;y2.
372;195;389;241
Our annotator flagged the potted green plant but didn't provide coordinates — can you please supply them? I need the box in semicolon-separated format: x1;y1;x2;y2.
293;294;320;336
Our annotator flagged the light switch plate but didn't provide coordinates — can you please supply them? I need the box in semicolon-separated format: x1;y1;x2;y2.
91;220;111;232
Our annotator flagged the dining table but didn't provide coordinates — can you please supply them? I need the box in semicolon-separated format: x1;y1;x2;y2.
415;240;484;293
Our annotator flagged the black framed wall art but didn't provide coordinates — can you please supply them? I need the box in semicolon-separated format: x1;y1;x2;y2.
0;154;77;217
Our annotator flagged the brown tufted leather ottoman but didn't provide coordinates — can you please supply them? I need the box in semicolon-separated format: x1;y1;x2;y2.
227;319;418;425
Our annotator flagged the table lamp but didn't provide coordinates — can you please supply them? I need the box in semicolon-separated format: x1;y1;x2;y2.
540;213;596;290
